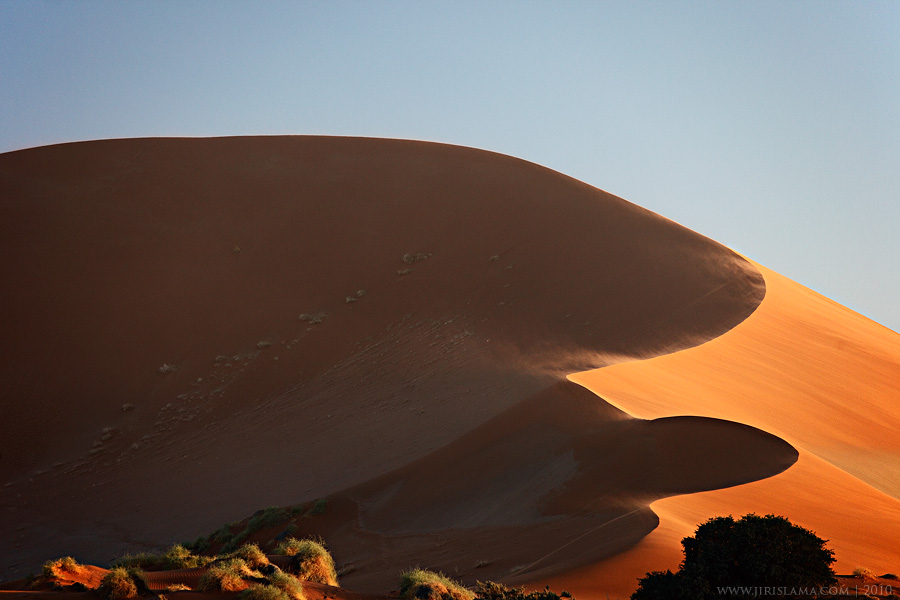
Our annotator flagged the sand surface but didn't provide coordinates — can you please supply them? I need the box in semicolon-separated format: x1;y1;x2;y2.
545;263;900;598
1;136;897;599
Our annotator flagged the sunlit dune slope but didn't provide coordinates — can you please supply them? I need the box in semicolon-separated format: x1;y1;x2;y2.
541;450;900;600
548;263;900;598
573;262;900;499
0;136;764;579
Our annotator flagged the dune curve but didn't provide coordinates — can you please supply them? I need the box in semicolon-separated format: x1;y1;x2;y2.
544;262;900;598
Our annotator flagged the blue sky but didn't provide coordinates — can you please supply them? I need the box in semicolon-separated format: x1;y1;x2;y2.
2;1;898;331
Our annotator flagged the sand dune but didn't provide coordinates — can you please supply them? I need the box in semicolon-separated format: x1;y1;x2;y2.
0;136;763;581
1;136;897;599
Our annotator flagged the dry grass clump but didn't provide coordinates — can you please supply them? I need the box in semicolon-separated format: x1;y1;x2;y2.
113;544;212;570
217;508;289;553
224;543;270;570
111;552;160;571
475;581;573;600
163;543;213;569
198;558;260;592
265;571;307;600
279;538;338;586
239;585;292;600
853;567;878;581
274;537;305;556
98;567;147;600
42;556;80;578
399;569;474;600
234;569;307;600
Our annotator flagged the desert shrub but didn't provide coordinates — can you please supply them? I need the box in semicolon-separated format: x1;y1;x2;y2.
854;567;877;580
475;580;572;600
183;535;211;554
248;507;289;532
211;522;240;550
163;543;213;569
282;539;338;586
239;584;292;600
631;570;696;600
113;543;211;571
112;552;162;571
221;507;289;553
198;558;261;592
632;514;836;599
42;556;80;578
308;499;328;516
399;569;474;600
98;567;147;600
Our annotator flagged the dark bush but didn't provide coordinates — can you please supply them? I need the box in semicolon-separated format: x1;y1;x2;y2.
632;514;836;599
475;580;573;600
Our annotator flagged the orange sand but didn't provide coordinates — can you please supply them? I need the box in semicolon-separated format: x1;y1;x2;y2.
547;263;900;597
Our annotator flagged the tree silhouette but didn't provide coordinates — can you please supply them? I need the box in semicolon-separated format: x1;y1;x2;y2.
632;514;836;599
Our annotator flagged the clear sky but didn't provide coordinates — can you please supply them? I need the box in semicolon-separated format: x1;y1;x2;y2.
2;1;898;332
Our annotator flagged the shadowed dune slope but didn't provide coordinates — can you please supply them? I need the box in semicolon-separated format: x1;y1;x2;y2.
0;136;769;580
320;380;796;593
